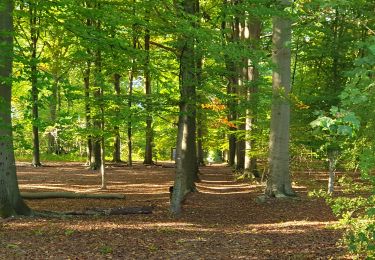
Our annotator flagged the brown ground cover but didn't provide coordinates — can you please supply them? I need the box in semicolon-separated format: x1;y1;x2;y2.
0;162;349;259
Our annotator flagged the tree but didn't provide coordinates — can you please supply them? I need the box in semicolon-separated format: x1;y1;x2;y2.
265;0;295;197
0;0;31;218
244;15;261;177
143;25;153;165
171;0;199;216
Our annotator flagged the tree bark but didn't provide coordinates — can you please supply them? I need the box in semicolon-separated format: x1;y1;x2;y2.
47;76;59;154
0;0;32;218
244;17;261;178
171;0;198;216
112;73;122;163
327;149;338;194
84;58;93;165
143;28;153;165
29;2;41;167
90;49;102;171
265;0;295;197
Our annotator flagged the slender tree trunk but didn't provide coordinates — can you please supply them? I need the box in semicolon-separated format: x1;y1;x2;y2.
92;51;102;170
244;17;261;178
84;59;93;165
171;0;198;216
0;0;32;218
235;13;246;172
127;32;137;167
29;3;41;167
100;99;106;189
197;94;206;167
48;76;58;154
143;28;153;165
327;149;338;194
195;15;205;167
112;73;122;163
265;0;295;197
227;81;237;168
222;0;240;168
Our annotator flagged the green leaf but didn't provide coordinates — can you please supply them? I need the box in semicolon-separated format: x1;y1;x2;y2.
337;125;352;136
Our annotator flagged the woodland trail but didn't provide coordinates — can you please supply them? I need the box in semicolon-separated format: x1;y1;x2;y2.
0;163;348;259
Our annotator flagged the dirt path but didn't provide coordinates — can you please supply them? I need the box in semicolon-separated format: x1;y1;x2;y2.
0;163;348;259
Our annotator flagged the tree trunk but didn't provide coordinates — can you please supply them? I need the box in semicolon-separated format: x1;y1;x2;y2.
112;73;122;163
222;0;239;168
48;76;58;154
127;33;137;167
244;17;261;178
265;0;295;197
196;27;205;167
196;107;205;167
143;28;153;165
91;49;102;171
0;0;32;218
29;3;41;167
327;149;338;194
84;59;93;165
171;0;198;216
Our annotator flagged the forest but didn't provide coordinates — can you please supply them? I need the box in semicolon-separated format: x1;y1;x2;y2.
0;0;374;258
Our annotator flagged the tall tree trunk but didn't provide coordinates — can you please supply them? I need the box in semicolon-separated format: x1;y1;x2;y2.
84;59;93;165
244;17;261;177
127;31;137;167
265;0;295;197
195;4;205;167
112;73;122;163
47;76;58;154
91;10;103;171
29;2;41;167
0;0;32;218
196;116;205;166
143;28;153;165
227;78;237;167
222;0;240;168
171;0;198;216
91;53;102;171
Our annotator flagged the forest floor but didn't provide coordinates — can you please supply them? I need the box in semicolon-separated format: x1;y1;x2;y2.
0;162;350;259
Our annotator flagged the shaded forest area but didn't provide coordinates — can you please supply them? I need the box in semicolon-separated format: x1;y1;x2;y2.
0;0;374;258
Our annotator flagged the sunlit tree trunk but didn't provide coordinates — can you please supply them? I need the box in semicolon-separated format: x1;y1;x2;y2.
265;0;295;197
143;27;153;165
84;58;93;165
127;30;137;167
29;2;41;167
327;149;338;193
171;0;198;216
90;55;102;171
0;0;32;218
112;73;122;163
48;75;59;154
244;17;261;177
195;3;205;167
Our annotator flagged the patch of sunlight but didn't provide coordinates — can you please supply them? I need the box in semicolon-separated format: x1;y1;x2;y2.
240;220;339;234
197;184;252;189
200;180;237;184
63;221;202;232
19;184;65;189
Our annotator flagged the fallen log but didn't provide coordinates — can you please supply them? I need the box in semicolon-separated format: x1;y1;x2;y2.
64;206;154;215
21;192;125;200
